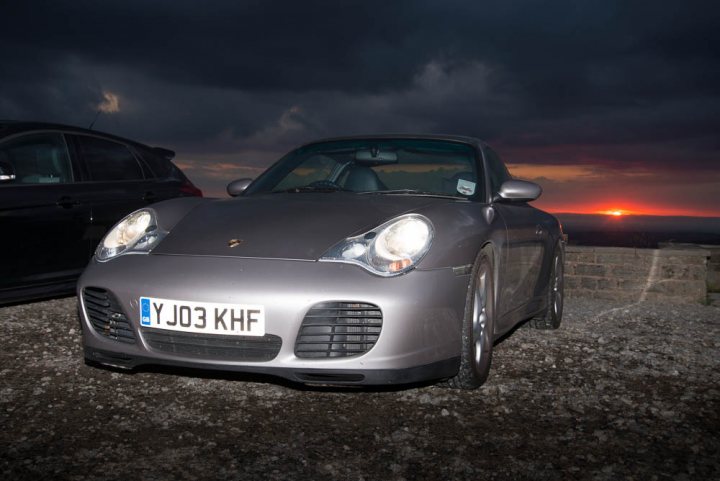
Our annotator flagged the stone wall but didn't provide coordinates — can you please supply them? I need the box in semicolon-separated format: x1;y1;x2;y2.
708;247;720;293
564;246;710;304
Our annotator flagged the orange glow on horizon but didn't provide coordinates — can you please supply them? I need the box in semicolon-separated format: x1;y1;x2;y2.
505;163;720;218
597;208;633;216
538;202;719;218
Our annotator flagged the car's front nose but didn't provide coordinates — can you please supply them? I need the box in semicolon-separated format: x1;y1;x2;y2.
78;254;469;385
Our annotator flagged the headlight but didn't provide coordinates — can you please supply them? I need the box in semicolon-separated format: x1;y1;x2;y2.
320;214;433;276
96;209;164;261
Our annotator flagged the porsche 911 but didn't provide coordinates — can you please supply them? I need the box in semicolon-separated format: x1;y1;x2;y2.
78;135;564;388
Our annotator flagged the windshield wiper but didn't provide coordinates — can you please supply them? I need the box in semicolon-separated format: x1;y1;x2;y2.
358;189;463;200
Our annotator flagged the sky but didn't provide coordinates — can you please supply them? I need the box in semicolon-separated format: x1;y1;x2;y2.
1;0;719;216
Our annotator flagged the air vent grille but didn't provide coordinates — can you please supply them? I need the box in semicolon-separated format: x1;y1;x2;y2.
83;287;136;343
295;301;382;358
142;329;282;361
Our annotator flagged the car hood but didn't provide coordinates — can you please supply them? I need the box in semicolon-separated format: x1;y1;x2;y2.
152;193;447;260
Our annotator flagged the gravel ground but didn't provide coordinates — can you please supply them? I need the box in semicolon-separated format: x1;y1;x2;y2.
1;296;718;480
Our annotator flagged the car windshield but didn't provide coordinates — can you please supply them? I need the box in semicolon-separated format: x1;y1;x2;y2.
246;139;483;199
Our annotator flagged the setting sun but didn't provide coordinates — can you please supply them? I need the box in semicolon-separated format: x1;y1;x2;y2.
600;209;627;217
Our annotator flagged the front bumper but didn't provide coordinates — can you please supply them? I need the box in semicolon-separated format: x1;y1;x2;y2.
78;254;470;385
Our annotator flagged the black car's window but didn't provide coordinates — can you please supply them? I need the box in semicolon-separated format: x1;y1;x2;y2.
484;147;511;197
248;139;483;199
140;149;182;180
76;135;144;181
0;133;73;184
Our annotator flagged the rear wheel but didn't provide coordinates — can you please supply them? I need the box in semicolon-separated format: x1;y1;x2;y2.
529;243;564;330
446;248;495;389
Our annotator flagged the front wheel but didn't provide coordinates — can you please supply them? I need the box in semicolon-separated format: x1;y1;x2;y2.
528;243;564;330
446;248;495;389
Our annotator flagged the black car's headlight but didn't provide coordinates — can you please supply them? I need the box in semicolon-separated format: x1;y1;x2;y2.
320;214;433;276
96;208;165;261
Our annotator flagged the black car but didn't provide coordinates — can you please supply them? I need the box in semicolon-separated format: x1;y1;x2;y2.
0;121;203;305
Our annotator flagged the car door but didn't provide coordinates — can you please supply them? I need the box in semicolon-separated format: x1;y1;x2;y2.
0;132;92;295
68;134;156;252
484;147;545;325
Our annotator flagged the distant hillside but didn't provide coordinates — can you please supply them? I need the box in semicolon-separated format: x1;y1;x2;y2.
555;213;720;248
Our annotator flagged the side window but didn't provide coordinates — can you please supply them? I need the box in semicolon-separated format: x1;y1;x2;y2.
0;133;73;184
484;148;511;197
273;154;339;191
76;135;144;181
139;150;181;180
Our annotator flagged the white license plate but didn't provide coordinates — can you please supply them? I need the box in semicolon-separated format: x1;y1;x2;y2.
139;297;265;336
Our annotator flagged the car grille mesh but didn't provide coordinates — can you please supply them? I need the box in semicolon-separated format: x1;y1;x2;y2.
142;329;282;362
295;301;382;358
83;287;136;344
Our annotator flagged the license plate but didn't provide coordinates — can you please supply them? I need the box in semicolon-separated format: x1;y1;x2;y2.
139;297;265;336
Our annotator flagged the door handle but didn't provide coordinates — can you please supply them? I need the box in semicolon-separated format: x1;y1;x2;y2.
56;196;81;209
535;225;544;236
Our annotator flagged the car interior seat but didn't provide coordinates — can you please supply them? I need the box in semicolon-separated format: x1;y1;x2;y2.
342;165;387;192
20;145;66;184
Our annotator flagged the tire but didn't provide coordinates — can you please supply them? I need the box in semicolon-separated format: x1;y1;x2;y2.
528;243;564;330
446;248;495;389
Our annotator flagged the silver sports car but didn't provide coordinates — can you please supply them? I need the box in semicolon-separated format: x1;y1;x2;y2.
79;135;564;389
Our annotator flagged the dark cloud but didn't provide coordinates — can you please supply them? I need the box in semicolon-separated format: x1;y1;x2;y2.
1;0;718;206
4;1;718;96
1;0;431;92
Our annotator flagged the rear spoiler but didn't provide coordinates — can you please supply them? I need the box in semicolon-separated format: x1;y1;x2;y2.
151;147;175;160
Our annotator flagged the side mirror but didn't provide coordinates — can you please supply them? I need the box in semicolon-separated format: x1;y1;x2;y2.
0;160;16;182
226;178;253;197
497;179;542;202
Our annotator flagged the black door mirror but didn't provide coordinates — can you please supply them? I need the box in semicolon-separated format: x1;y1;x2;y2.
226;178;253;197
0;160;16;182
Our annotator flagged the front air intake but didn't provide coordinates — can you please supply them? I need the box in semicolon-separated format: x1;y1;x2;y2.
141;329;281;361
295;301;382;359
83;287;136;343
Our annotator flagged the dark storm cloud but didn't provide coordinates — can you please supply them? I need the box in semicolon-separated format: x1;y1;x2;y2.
5;1;719;94
1;0;719;178
1;0;431;92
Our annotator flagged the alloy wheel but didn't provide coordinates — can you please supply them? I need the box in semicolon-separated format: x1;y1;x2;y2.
472;266;489;367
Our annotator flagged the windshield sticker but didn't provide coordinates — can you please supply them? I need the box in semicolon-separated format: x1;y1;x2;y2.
457;179;476;195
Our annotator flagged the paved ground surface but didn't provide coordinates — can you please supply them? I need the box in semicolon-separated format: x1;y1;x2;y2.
1;296;718;480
